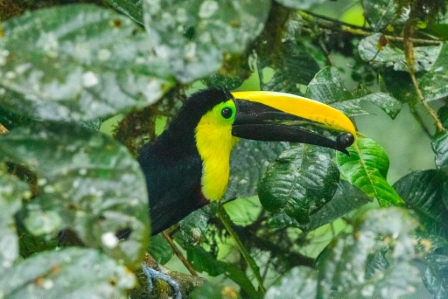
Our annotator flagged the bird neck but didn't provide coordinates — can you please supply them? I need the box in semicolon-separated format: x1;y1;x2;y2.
195;116;239;201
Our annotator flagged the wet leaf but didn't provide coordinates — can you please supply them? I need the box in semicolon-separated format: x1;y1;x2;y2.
148;234;173;265
0;170;27;271
225;140;290;200
358;33;441;72
424;253;448;298
419;43;448;102
394;169;448;238
306;67;401;119
362;0;398;31
0;124;150;268
105;0;144;24
183;243;260;298
308;180;372;231
316;208;421;298
258;145;339;228
274;0;324;9
0;247;135;298
142;0;271;82
180;203;217;244
337;137;404;206
0;4;173;122
265;266;317;299
432;131;448;171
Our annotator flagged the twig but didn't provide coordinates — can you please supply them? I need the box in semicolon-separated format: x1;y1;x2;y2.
403;19;445;133
217;205;266;294
162;231;198;276
299;11;442;45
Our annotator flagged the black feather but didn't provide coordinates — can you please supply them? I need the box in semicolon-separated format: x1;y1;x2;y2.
138;87;232;235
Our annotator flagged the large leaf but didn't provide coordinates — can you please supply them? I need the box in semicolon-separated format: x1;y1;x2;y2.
0;248;135;298
0;124;150;268
142;0;271;83
362;0;398;31
258;145;339;228
337;137;404;206
419;43;448;102
424;253;448;298
306;67;401;119
266;208;421;298
225;139;290;200
358;33;441;72
316;208;421;298
307;180;372;231
0;4;173;122
393;169;448;238
265;266;318;299
0;170;27;272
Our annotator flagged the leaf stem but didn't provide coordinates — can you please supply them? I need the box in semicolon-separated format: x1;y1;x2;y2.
217;205;266;294
162;231;198;276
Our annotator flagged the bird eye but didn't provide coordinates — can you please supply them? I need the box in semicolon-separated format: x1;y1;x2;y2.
221;107;233;119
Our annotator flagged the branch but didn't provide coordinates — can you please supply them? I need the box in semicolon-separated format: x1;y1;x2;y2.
162;231;198;276
403;19;445;133
217;205;266;294
131;253;206;299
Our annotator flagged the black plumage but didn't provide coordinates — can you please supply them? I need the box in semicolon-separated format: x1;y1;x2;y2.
137;88;233;235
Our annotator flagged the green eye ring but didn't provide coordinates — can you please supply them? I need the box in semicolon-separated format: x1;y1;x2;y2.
221;107;233;119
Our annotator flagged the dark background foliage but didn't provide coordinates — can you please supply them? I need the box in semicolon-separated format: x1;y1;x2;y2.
1;0;448;298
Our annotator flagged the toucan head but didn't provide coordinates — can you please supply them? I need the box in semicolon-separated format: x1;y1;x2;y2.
186;87;356;201
190;87;355;155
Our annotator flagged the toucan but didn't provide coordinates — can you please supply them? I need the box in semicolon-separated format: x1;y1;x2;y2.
137;88;356;235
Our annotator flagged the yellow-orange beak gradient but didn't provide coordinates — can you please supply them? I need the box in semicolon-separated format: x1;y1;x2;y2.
231;91;356;155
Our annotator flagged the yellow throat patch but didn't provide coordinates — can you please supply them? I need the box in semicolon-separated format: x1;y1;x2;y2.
195;100;239;201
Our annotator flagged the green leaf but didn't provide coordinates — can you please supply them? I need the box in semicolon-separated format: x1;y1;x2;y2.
0;4;173;122
316;208;421;298
424;253;448;298
258;145;339;228
393;169;448;238
0;170;27;271
0;124;150;268
274;0;324;9
336;137;404;206
419;43;448;102
259;40;320;94
179;203;217;244
225;140;290;200
265;266;318;299
362;0;398;31
183;244;260;298
105;0;144;24
358;33;441;72
148;234;173;265
142;0;271;83
306;67;401;119
432;131;448;171
308;180;372;231
0;248;135;298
